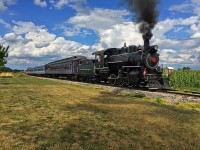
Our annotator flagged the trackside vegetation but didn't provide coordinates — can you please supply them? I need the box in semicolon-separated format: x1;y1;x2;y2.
0;75;200;149
170;70;200;92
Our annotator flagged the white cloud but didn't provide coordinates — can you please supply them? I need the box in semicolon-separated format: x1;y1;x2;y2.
0;21;96;69
68;8;128;33
99;22;142;48
169;3;192;13
0;19;11;29
53;0;69;9
12;21;45;34
180;16;199;25
49;0;86;9
34;0;47;7
190;21;200;38
151;19;200;68
160;48;197;66
191;33;200;38
0;0;16;11
192;0;200;15
3;32;23;43
169;0;200;16
58;8;129;37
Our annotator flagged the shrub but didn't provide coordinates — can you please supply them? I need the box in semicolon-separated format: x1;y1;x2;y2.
134;93;146;98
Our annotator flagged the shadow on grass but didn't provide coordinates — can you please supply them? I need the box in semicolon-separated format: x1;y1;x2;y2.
57;91;200;150
56;89;200;149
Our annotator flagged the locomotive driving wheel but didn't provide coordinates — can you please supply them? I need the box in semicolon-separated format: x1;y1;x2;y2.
119;78;126;86
127;76;133;87
118;78;123;86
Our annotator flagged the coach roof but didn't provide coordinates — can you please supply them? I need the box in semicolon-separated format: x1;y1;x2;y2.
46;56;86;66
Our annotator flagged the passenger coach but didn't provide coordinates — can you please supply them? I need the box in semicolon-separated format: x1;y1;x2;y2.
45;56;86;79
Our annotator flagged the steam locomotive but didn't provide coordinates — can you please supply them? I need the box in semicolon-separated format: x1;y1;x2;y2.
26;40;170;89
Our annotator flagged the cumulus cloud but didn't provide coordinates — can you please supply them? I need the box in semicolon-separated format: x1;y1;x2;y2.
169;3;192;13
150;18;200;68
99;22;142;48
3;32;23;43
68;8;128;33
58;8;129;37
0;21;97;69
33;0;47;7
0;19;11;29
12;21;45;34
190;22;200;38
53;0;69;9
46;0;86;10
0;0;16;11
169;0;200;16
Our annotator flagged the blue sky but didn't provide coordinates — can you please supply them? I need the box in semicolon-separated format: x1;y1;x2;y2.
0;0;200;70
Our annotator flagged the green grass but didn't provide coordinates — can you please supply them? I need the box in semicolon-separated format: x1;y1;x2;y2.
0;75;200;149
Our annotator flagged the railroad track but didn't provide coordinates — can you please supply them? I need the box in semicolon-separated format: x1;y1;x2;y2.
31;75;200;99
161;90;200;98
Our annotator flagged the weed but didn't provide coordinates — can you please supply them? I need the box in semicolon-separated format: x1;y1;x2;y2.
178;102;200;109
155;97;166;104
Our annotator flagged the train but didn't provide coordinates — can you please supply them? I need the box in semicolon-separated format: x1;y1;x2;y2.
26;40;170;89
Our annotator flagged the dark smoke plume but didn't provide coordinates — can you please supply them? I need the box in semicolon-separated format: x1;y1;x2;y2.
123;0;159;39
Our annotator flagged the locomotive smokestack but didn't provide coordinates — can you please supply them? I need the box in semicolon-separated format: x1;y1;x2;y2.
122;0;159;48
143;31;152;49
144;39;149;50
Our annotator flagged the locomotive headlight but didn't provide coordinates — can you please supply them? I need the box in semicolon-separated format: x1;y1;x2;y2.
154;45;158;49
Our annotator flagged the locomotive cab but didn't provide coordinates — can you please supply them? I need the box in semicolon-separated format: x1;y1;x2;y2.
92;50;110;81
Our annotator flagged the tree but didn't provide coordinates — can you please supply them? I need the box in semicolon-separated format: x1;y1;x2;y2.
182;66;191;71
0;44;9;67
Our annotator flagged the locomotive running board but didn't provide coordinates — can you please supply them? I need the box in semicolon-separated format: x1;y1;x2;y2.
108;61;123;64
122;66;141;68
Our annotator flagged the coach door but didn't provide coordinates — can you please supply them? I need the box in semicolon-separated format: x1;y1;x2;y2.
72;60;78;74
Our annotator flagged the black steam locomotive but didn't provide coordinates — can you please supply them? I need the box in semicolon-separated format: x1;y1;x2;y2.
26;41;169;89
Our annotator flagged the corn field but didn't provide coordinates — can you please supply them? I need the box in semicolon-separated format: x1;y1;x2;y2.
170;70;200;89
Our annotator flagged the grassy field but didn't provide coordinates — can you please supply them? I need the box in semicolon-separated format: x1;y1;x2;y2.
0;76;200;150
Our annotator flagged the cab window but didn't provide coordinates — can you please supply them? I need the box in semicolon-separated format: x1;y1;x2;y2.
96;54;103;62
